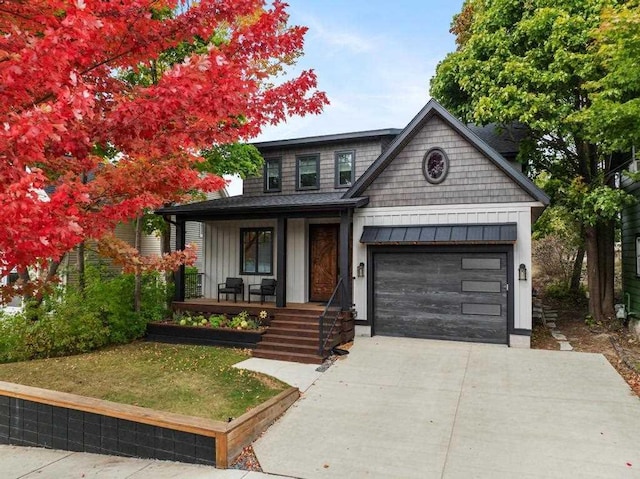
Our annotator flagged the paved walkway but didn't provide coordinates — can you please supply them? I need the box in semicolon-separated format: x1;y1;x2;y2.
253;336;640;478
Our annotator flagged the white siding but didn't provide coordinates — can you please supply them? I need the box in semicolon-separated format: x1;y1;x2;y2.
286;218;308;303
203;219;277;300
352;202;540;341
201;217;341;303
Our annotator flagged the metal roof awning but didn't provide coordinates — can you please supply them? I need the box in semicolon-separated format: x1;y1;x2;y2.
360;223;518;245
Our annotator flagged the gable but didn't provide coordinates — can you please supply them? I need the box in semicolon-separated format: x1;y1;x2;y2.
359;115;535;207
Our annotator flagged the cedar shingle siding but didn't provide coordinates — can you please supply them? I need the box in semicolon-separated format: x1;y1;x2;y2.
362;116;535;207
243;140;383;196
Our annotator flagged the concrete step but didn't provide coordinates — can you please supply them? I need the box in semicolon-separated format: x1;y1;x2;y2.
252;349;324;364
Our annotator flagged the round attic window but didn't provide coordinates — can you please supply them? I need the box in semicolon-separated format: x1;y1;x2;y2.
422;148;449;184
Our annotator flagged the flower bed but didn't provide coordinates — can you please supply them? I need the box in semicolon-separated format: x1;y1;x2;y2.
146;310;270;349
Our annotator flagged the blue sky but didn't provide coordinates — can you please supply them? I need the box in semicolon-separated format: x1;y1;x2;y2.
256;1;464;142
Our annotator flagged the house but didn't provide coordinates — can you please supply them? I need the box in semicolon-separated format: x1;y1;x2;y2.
621;152;640;319
158;99;549;356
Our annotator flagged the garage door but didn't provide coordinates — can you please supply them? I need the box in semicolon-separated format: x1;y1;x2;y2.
373;251;508;344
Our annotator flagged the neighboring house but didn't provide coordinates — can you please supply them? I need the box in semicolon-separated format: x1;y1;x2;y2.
159;99;549;348
0;269;22;313
61;189;227;283
168;189;229;274
621;153;640;317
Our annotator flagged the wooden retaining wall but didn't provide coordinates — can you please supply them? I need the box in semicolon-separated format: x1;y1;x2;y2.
0;381;298;468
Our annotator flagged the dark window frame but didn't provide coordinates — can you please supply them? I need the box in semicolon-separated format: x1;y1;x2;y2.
263;157;282;193
334;150;355;188
422;147;450;184
240;227;274;275
296;154;320;190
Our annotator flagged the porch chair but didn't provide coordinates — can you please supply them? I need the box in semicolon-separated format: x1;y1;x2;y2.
248;278;277;304
217;277;244;303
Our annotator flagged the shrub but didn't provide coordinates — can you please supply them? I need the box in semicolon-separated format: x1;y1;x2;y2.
544;280;587;303
0;306;109;363
0;266;171;363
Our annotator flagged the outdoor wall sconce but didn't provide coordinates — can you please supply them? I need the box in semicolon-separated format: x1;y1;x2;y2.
518;263;527;281
357;262;365;278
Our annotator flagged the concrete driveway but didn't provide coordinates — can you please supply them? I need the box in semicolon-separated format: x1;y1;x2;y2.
253;336;640;479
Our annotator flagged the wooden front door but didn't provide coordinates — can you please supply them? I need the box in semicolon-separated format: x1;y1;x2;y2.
309;224;339;302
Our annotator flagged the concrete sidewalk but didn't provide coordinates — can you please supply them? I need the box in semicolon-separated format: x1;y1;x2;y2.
254;336;640;479
0;445;293;479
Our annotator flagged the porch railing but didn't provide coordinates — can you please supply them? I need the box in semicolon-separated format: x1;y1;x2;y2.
185;272;204;299
318;278;345;356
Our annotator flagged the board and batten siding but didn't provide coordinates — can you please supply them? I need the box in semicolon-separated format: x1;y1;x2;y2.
243;140;384;196
622;177;640;314
202;219;283;301
201;218;337;303
362;116;535;207
352;203;536;344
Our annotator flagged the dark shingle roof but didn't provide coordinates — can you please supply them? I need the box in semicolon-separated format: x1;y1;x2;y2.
466;123;528;158
253;129;402;151
157;192;368;219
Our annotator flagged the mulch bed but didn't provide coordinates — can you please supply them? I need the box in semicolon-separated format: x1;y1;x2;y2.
230;445;263;471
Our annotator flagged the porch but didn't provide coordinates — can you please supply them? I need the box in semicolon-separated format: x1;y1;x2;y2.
172;296;354;364
157;192;367;310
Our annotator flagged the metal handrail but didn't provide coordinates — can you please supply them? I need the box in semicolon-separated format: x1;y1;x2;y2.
318;278;345;356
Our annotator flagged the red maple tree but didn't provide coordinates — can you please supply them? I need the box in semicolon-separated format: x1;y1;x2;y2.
0;0;327;302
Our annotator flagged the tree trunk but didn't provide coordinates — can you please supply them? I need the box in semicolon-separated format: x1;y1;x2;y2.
134;217;143;313
570;246;585;293
599;220;615;319
585;221;615;322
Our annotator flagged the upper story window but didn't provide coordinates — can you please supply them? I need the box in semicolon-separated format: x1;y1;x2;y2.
422;147;449;184
335;150;355;187
264;158;281;193
241;228;273;275
296;154;320;190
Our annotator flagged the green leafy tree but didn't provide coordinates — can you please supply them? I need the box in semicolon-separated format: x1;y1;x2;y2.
577;0;640;152
430;0;636;321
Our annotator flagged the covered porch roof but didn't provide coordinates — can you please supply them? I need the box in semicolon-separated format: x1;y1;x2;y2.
156;192;368;220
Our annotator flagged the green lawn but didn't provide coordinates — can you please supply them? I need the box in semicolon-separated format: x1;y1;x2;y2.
0;342;287;421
